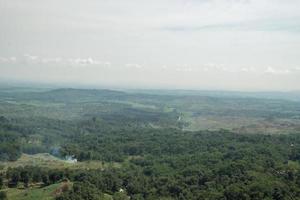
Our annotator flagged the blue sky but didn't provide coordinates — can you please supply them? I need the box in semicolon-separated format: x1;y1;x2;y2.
0;0;300;90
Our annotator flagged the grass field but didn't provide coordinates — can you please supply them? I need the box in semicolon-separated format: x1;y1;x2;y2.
1;182;63;200
0;153;119;199
1;181;115;200
1;153;121;172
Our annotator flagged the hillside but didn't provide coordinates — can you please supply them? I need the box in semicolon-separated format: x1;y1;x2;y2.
1;87;300;199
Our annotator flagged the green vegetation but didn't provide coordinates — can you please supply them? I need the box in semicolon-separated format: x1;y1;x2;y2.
2;182;68;200
1;87;300;199
0;153;119;172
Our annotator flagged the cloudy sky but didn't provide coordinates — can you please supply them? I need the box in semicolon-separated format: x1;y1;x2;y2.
0;0;300;90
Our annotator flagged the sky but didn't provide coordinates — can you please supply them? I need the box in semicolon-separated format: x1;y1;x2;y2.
0;0;300;91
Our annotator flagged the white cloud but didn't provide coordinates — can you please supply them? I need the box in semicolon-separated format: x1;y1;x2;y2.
125;63;143;69
0;55;111;67
69;57;97;65
41;57;62;64
1;0;300;90
67;58;111;67
175;67;193;72
264;67;291;75
293;66;300;71
0;56;17;63
241;67;255;72
24;54;39;63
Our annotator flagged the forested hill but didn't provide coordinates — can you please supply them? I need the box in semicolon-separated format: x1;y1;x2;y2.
1;87;300;133
0;88;127;103
1;87;300;199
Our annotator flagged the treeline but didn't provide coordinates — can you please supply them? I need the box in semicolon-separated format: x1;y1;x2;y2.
2;129;300;199
1;160;300;200
0;110;183;162
0;131;21;161
2;112;300;199
60;127;300;164
56;129;300;199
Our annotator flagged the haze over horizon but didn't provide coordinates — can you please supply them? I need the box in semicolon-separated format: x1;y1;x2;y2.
1;0;300;91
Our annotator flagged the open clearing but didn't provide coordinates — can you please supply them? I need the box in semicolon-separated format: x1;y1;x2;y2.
1;183;62;200
0;153;120;171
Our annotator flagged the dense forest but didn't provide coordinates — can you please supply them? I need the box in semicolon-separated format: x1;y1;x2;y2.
1;88;300;199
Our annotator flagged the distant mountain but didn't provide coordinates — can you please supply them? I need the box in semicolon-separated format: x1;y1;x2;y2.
0;88;127;103
128;89;300;102
1;86;300;103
